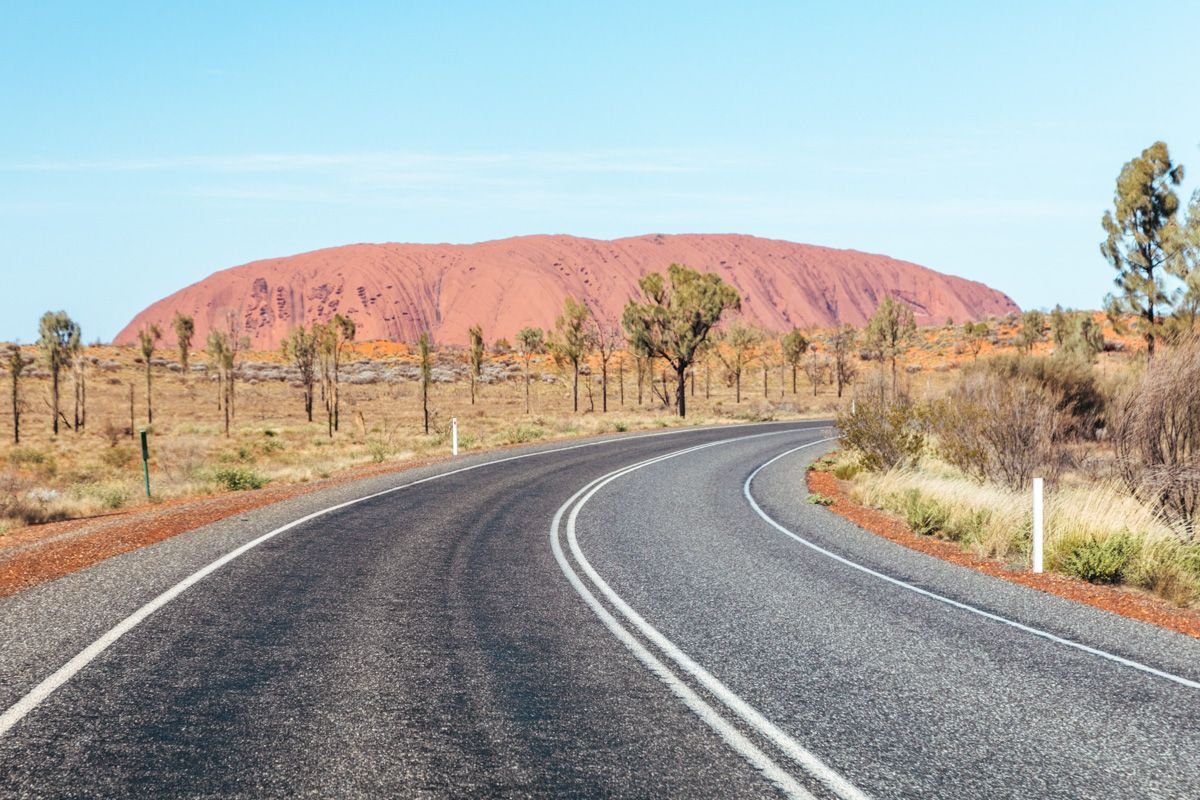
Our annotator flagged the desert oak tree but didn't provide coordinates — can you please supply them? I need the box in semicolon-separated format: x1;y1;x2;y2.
1101;141;1189;359
865;296;916;399
553;296;594;413
621;263;739;418
172;313;195;380
516;326;544;414
38;311;80;436
138;323;162;425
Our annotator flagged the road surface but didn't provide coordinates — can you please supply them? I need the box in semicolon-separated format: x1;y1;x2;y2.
1;421;1198;798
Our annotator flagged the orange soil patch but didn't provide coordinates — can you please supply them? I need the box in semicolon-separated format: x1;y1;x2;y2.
807;469;1200;640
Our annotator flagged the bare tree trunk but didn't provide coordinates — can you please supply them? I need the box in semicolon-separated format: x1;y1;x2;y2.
792;365;797;394
79;365;86;431
618;356;624;406
524;355;531;414
11;371;19;445
676;363;687;418
146;361;153;426
705;358;710;400
128;382;135;437
51;367;60;436
736;370;742;404
73;366;80;432
636;357;644;405
601;360;608;412
763;360;769;399
332;368;339;432
422;378;429;434
572;362;579;412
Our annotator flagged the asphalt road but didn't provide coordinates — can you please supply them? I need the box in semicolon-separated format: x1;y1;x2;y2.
1;421;1198;798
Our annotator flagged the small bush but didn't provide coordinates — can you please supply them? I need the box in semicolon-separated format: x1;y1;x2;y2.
212;467;268;491
501;424;546;444
1110;338;1200;535
806;492;834;506
8;447;45;467
366;440;392;463
96;485;130;510
832;460;860;480
1060;533;1140;584
100;446;134;470
941;507;992;543
929;369;1064;490
900;489;948;536
1129;540;1200;606
836;394;925;472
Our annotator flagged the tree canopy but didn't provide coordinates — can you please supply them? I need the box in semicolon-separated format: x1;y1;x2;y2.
1101;141;1189;358
621;263;739;417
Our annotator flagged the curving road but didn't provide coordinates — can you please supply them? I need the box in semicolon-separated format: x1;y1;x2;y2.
1;422;1199;798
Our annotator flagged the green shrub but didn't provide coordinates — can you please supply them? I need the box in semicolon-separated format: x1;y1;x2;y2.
836;394;925;472
97;486;129;510
941;507;992;543
212;467;268;491
1129;540;1200;606
1180;544;1200;577
502;424;546;444
366;440;391;463
1060;533;1140;584
8;447;45;466
100;446;134;469
900;489;948;536
832;460;860;480
806;492;834;506
976;353;1104;439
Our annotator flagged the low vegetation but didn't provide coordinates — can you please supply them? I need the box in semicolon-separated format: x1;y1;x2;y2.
831;325;1200;607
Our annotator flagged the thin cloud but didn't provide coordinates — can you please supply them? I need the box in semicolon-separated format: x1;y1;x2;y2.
0;149;726;176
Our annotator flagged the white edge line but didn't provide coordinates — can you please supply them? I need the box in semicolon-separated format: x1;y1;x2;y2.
0;420;828;739
562;435;869;800
551;442;817;800
744;445;1200;692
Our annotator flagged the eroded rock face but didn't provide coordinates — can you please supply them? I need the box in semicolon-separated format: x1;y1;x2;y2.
115;233;1018;348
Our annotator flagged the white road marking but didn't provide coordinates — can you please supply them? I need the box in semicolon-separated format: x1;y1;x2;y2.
551;447;816;800
554;433;868;800
0;421;826;739
744;444;1200;692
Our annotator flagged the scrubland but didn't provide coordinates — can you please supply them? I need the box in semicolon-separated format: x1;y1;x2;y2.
831;312;1200;608
0;342;840;536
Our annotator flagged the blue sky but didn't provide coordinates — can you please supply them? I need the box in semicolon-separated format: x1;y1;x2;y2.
1;1;1198;343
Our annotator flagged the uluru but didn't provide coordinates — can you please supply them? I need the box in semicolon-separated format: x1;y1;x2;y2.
115;234;1019;348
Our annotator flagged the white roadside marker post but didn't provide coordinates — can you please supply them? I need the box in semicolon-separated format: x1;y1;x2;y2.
1032;477;1044;573
452;417;459;456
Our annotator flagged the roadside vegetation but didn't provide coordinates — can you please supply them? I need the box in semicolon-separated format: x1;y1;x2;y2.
827;139;1200;608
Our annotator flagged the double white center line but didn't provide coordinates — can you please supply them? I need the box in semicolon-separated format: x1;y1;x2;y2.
550;432;866;800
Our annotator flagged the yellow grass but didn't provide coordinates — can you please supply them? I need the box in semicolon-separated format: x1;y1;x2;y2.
851;459;1200;606
0;343;844;531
